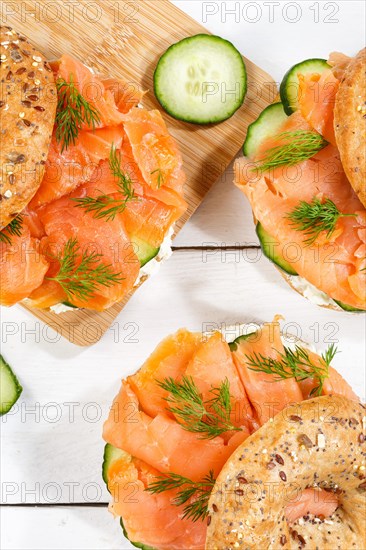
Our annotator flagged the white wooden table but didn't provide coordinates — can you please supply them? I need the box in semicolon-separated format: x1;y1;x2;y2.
1;1;365;548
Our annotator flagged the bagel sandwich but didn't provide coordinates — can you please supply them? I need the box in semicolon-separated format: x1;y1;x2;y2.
235;49;366;313
0;26;187;312
102;318;365;550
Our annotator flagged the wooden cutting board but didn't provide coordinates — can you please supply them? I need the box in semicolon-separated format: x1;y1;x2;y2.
6;0;275;345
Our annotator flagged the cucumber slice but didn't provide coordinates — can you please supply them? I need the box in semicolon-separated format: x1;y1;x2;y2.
154;34;247;124
0;355;22;416
229;332;257;352
102;443;127;486
132;237;160;268
334;300;366;313
243;102;288;159
256;223;298;276
280;58;330;115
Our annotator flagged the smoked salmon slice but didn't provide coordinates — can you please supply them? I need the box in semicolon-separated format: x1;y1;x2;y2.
32;196;140;311
54;54;125;128
30;127;124;208
298;69;339;145
231;319;303;425
103;380;243;482
285;488;339;524
107;454;206;550
0;227;49;306
123;108;186;194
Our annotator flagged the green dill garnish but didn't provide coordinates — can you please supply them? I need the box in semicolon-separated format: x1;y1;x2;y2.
55;74;101;152
157;376;241;439
245;343;337;396
72;144;138;221
255;130;328;172
150;168;165;188
146;470;216;522
286;197;357;246
47;237;124;302
0;215;23;245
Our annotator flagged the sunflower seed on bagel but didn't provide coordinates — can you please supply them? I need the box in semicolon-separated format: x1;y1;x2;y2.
0;25;56;229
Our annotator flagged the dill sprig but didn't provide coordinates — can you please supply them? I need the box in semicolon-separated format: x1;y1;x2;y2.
72;145;138;221
245;343;337;396
255;130;328;172
150;168;165;188
55;74;101;152
0;215;23;245
47;237;124;302
157;376;241;439
286;197;357;246
146;470;216;522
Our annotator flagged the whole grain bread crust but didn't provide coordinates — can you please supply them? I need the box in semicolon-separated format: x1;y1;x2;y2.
0;26;56;229
206;395;366;550
334;48;366;207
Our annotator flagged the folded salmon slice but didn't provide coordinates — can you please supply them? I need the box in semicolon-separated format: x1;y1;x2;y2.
128;329;203;418
30;127;124;208
54;54;126;128
102;78;145;114
231;319;303;425
29;196;140;310
103;380;244;481
185;332;255;432
298;69;339;145
108;454;206;550
123;108;186;194
0;227;49;306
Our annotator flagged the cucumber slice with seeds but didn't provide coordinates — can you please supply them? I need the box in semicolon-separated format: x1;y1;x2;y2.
0;355;22;416
280;58;330;115
154;34;247;124
243;102;288;158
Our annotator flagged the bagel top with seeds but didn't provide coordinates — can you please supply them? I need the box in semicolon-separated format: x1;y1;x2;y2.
206;395;366;550
334;48;366;208
0;25;56;229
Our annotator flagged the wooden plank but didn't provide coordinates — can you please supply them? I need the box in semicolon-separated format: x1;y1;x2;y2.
5;0;275;345
1;250;365;505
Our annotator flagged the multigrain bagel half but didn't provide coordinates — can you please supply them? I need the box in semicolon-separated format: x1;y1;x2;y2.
0;26;56;229
206;395;366;550
334;48;366;207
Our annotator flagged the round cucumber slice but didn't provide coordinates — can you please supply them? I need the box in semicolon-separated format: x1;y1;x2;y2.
256;223;298;277
280;58;330;115
154;34;247;124
243;102;287;159
0;355;22;416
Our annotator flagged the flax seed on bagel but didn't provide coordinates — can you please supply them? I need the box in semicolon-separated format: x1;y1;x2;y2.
334;48;366;207
206;395;366;550
0;26;56;229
